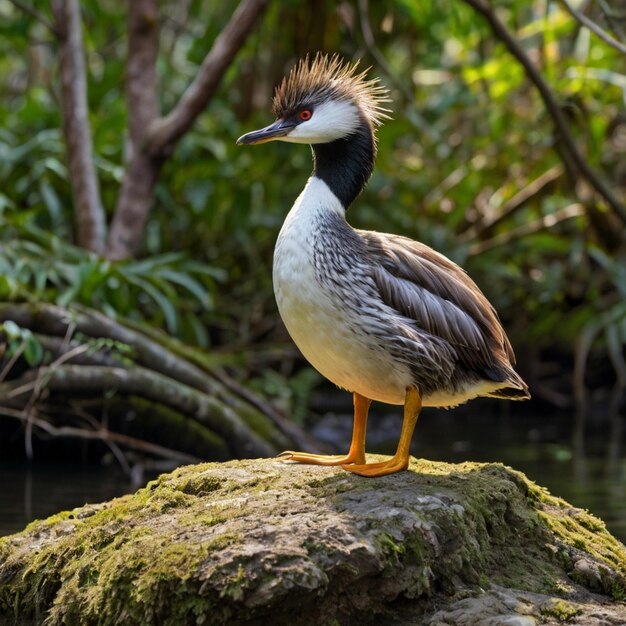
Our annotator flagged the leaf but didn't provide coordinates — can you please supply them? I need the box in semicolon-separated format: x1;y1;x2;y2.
155;269;212;308
23;333;43;366
123;273;179;334
39;179;62;226
1;320;22;340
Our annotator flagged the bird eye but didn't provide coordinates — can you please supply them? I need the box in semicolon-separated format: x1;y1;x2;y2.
298;109;312;121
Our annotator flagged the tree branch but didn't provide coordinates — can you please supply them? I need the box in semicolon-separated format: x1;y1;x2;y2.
126;0;160;148
460;0;626;226
469;202;585;256
106;0;269;260
106;0;161;260
461;164;564;241
0;406;200;465
597;0;626;41
7;0;57;34
51;0;107;254
1;364;274;458
146;0;269;155
561;0;626;56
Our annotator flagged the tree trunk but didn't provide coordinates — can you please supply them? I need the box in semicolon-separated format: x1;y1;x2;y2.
51;0;107;254
106;0;270;260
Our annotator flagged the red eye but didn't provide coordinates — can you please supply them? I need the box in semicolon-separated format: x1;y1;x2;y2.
299;109;312;121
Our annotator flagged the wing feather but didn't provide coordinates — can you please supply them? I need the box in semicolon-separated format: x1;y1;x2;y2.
360;231;516;372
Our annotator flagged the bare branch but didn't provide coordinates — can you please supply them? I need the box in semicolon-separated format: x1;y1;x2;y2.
357;0;439;143
7;0;57;34
146;0;269;155
597;0;626;41
0;406;200;464
469;203;585;256
1;364;274;458
460;0;626;226
51;0;107;254
106;0;269;260
461;164;564;241
561;0;626;55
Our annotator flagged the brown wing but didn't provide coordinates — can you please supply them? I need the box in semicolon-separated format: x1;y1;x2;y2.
359;231;516;373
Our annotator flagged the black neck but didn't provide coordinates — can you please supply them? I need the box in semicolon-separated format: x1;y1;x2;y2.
311;120;375;209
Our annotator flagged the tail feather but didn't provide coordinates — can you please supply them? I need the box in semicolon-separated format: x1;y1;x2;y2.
488;386;531;400
483;363;530;401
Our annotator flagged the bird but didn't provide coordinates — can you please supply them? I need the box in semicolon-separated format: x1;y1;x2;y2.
237;53;530;477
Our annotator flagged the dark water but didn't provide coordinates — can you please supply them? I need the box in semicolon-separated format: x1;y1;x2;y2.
0;410;624;544
0;465;135;536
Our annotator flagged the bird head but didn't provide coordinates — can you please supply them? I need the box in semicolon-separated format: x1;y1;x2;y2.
237;53;390;146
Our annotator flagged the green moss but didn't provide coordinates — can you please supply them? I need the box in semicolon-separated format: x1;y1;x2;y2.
540;599;582;621
1;458;625;626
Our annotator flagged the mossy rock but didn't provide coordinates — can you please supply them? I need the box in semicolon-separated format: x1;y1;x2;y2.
0;457;625;625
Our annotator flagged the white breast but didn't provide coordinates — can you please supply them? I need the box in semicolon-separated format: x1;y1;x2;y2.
272;177;412;405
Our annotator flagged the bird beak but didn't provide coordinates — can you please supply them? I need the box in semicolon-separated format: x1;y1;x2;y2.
236;119;296;145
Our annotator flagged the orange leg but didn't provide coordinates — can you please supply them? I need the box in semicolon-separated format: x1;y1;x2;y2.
344;387;422;477
278;392;371;466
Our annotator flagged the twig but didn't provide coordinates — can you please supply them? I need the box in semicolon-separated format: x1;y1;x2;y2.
0;342;25;383
7;0;57;34
561;0;626;55
468;202;585;255
146;0;269;155
356;0;438;143
597;0;626;41
461;164;564;241
460;0;626;226
0;406;200;464
51;0;107;254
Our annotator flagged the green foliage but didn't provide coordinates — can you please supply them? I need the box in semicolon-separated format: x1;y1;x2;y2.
0;0;624;399
0;219;224;346
0;320;43;367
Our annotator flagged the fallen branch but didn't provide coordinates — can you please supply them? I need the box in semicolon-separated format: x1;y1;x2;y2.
0;406;200;465
0;303;318;464
0;302;317;452
1;363;274;458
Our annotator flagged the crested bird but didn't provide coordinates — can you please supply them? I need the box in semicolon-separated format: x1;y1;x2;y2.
237;54;530;477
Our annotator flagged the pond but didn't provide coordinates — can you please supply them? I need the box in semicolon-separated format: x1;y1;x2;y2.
0;408;624;544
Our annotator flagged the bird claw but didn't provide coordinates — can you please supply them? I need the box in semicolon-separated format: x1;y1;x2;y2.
341;456;409;477
277;450;364;466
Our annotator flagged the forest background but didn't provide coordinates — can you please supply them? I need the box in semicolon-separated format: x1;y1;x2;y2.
0;0;624;493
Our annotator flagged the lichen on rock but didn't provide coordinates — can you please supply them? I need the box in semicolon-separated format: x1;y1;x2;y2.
0;457;625;625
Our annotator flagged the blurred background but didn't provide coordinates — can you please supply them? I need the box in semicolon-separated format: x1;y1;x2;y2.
0;0;624;541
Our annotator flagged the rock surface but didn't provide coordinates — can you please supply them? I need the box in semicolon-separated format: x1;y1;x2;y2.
0;457;625;625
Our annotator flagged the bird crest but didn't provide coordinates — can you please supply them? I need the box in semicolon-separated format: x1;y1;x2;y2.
272;53;391;127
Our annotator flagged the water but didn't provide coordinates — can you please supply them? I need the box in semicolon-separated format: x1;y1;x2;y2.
0;410;624;544
0;465;134;537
